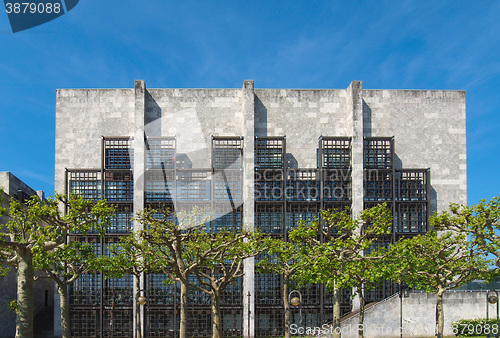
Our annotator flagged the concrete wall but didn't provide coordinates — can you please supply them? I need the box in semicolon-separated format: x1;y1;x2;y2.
0;172;37;198
332;291;489;338
363;89;467;210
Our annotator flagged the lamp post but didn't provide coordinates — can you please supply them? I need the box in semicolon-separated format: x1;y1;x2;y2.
136;289;147;338
399;280;409;338
289;290;302;337
486;290;499;338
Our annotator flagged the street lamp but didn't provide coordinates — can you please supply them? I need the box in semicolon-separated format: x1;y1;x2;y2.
136;289;147;338
486;290;499;338
289;290;303;337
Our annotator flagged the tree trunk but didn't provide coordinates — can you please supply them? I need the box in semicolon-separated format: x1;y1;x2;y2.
358;286;365;338
135;276;142;338
333;280;341;338
56;281;71;338
283;278;290;338
180;281;189;338
435;289;445;338
211;290;223;338
16;249;34;338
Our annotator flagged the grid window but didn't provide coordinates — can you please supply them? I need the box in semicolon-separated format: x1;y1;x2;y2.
103;275;133;306
69;171;101;200
188;309;212;337
396;170;427;201
70;309;98;338
104;172;133;201
319;137;351;169
364;138;393;169
222;277;242;304
255;170;284;201
255;204;284;234
147;274;177;305
395;203;427;233
323;169;351;201
255;273;282;305
146;137;176;169
255;308;284;337
104;138;133;170
286;170;319;201
213;205;242;232
146;170;175;202
364;170;392;201
70;274;101;305
177;171;211;201
103;310;133;337
255;138;284;169
222;310;243;337
147;309;178;337
286;204;319;231
108;204;133;233
213;170;242;202
213;137;243;169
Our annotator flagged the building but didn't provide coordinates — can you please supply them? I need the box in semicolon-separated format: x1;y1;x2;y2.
54;80;466;337
0;172;53;338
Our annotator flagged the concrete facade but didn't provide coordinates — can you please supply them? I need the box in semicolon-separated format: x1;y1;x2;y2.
54;80;466;337
0;172;53;338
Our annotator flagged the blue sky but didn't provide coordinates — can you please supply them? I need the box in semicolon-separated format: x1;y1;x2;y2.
0;0;498;205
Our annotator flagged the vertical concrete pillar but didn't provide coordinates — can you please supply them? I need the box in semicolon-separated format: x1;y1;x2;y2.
348;81;364;312
133;80;146;338
242;80;255;338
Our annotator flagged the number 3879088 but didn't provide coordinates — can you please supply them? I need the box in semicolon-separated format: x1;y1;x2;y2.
5;2;62;14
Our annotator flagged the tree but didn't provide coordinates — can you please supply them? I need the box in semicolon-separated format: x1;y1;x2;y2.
255;233;310;338
98;232;155;338
135;206;214;338
0;192;113;338
189;228;265;338
293;204;392;338
432;196;500;267
387;230;493;338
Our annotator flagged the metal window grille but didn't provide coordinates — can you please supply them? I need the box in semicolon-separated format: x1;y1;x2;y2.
146;169;175;202
364;138;393;169
364;170;393;201
104;171;133;201
103;275;133;306
222;309;243;337
70;309;99;338
104;138;133;170
68;171;101;200
222;277;242;305
70;274;101;305
255;204;284;234
188;274;212;305
177;170;211;201
255;273;282;305
108;204;133;233
103;309;133;337
255;308;284;337
146;137;176;169
255;137;285;169
147;308;178;337
396;170;428;201
188;308;212;337
395;203;427;233
213;205;242;232
146;274;177;305
286;169;319;201
286;204;319;231
255;169;284;201
318;137;351;169
323;169;351;201
213;170;242;202
212;137;243;169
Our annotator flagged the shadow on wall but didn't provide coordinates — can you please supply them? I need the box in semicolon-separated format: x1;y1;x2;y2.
254;95;267;137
